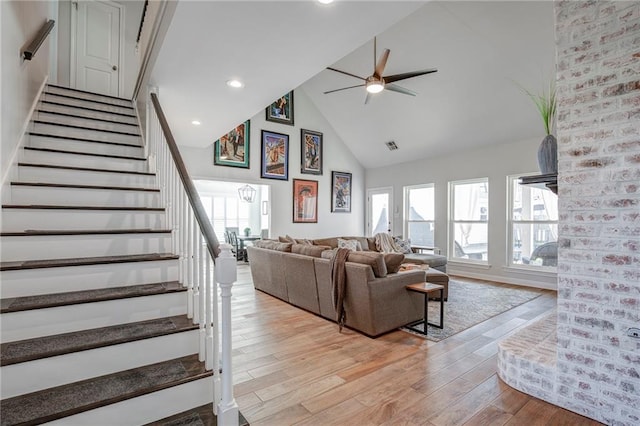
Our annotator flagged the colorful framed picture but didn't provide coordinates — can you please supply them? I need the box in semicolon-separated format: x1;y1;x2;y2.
293;179;318;223
260;130;289;180
301;129;322;175
331;171;352;213
265;91;294;126
213;120;250;168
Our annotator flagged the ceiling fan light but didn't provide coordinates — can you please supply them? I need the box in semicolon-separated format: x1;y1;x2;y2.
366;81;384;93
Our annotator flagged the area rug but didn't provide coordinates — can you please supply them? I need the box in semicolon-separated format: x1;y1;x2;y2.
401;279;543;341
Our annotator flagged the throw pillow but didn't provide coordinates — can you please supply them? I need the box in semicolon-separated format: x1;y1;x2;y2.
295;238;314;245
337;238;361;251
346;251;387;278
383;253;405;273
393;236;413;254
292;244;331;257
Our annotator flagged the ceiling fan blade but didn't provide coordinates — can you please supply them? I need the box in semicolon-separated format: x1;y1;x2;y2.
323;83;365;95
385;83;417;96
326;67;366;81
383;69;438;84
364;91;372;105
374;48;390;78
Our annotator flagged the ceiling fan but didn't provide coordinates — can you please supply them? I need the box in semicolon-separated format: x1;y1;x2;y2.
324;37;437;104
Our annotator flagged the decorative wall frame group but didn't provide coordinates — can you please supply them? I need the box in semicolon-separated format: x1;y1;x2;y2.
266;91;294;126
331;171;352;213
300;129;323;175
260;130;289;180
293;179;318;223
213;120;250;168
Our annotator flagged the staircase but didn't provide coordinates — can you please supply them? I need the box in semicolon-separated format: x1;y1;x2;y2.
0;85;236;425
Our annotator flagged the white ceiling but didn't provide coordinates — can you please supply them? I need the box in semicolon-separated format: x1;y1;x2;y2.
151;1;555;170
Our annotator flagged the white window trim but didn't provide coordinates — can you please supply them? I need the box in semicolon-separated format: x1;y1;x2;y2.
448;177;489;264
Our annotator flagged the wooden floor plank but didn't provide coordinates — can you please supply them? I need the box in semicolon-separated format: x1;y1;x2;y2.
230;266;603;426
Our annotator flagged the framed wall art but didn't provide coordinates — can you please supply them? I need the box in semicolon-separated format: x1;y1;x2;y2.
265;91;294;126
260;130;289;180
331;171;352;213
300;129;322;175
293;179;318;223
213;120;250;168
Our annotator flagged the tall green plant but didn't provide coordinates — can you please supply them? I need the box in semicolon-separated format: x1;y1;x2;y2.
523;83;556;136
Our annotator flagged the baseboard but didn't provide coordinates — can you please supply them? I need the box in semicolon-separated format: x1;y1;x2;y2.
447;269;558;290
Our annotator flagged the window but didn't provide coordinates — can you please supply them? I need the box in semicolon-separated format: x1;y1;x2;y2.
508;174;558;269
404;184;435;248
449;178;489;262
210;195;249;240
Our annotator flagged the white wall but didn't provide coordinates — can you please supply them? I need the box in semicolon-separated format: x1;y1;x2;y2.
1;0;55;183
178;87;365;239
366;137;558;289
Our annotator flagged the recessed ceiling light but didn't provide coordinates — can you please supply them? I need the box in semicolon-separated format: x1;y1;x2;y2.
226;79;244;88
191;120;201;126
318;0;334;4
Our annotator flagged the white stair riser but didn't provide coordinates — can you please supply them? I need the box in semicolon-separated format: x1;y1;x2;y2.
10;185;160;207
0;259;179;297
22;148;148;172
29;134;142;157
46;377;213;426
43;93;135;116
17;166;155;188
46;86;133;108
1;233;172;261
40;102;138;125
36;111;141;135
1;292;187;342
0;330;198;399
1;209;166;232
32;122;142;146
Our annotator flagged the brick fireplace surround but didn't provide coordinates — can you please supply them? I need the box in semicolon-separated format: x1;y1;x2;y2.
498;1;640;425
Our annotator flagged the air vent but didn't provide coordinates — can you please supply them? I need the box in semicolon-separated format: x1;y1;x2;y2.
385;141;398;151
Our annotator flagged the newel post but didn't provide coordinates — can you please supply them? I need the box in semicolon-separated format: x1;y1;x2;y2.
215;244;238;425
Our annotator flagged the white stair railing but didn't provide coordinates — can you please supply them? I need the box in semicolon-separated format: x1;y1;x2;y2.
146;90;238;425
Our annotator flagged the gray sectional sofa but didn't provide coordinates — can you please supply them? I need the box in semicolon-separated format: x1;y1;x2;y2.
247;238;450;337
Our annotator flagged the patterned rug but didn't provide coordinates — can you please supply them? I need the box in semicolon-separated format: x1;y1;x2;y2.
401;279;543;341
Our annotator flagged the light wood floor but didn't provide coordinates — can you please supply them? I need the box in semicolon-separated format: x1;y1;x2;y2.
230;265;602;426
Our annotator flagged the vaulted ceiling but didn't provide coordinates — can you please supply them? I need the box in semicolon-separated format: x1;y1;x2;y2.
151;1;555;169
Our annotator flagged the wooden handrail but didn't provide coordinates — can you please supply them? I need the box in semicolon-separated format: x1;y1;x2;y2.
136;0;149;44
150;92;221;260
22;20;55;61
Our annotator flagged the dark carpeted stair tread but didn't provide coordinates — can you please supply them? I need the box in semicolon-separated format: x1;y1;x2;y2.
0;315;196;366
46;84;134;103
2;204;163;211
0;253;178;271
11;182;159;192
0;354;209;426
145;404;250;426
17;162;155;176
1;281;184;313
1;228;171;237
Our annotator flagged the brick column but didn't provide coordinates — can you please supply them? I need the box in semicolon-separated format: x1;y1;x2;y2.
555;1;639;424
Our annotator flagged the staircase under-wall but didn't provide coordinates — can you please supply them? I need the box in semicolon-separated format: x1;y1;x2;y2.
0;85;246;425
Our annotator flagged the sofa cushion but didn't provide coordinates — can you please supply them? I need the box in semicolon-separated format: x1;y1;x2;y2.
278;235;296;243
403;252;447;269
321;249;387;278
344;236;372;251
295;238;314;245
383;253;405;273
292;244;331;257
313;237;339;248
254;240;293;252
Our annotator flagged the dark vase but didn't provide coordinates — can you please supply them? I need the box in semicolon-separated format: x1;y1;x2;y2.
537;134;557;174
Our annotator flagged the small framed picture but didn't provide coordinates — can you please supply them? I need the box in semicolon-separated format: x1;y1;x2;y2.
265;91;294;126
213;120;250;168
293;179;318;223
261;130;289;180
331;171;352;213
300;129;322;175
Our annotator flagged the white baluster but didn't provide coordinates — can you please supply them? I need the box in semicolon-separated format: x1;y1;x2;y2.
192;214;200;324
186;210;194;319
208;253;220;414
216;244;238;426
198;233;206;362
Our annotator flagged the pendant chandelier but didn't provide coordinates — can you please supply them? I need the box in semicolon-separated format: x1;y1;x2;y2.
238;184;256;203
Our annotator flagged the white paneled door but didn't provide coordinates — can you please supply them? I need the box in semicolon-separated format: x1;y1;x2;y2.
72;0;122;97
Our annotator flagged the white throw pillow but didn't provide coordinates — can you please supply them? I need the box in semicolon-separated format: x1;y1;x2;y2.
337;238;361;251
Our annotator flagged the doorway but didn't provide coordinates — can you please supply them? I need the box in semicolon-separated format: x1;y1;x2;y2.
366;187;393;237
70;0;123;96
